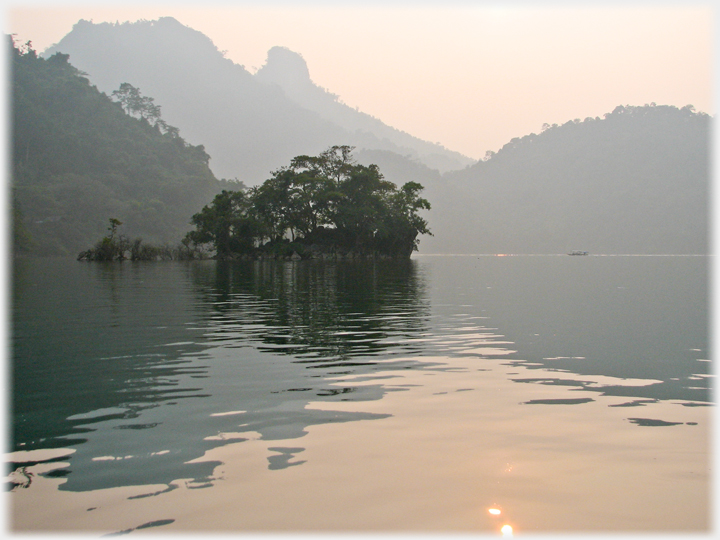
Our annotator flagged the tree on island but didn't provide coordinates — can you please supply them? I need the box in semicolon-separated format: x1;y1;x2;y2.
186;189;259;258
186;146;432;259
77;218;130;260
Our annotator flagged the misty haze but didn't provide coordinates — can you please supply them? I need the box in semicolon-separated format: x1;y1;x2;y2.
7;9;711;536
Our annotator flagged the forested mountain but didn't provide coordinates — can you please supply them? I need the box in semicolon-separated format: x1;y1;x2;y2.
419;104;710;254
11;38;228;256
44;17;473;183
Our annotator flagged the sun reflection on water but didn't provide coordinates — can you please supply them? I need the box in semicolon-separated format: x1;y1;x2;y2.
487;505;513;536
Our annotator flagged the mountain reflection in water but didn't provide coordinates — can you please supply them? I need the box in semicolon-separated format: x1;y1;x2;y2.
10;255;710;497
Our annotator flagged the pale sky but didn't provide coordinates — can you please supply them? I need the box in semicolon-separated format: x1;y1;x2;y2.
2;1;715;160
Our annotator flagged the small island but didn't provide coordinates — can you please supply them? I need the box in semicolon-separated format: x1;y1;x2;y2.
78;146;432;261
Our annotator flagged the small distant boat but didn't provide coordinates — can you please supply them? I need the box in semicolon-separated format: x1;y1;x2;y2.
568;250;589;256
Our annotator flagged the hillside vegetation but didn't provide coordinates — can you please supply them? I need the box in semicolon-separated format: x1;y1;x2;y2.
11;38;228;255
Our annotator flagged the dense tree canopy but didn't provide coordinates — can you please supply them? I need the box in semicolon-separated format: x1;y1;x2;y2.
186;146;431;259
10;37;227;256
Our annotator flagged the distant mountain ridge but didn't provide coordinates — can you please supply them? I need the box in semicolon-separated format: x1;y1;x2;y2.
44;17;474;182
255;46;471;173
349;104;709;255
420;104;709;254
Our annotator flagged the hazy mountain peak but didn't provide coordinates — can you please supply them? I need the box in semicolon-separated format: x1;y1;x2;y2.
255;46;311;87
253;46;474;172
45;17;474;177
47;16;241;76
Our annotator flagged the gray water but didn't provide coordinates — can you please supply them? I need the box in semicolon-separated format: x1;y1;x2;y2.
10;255;710;495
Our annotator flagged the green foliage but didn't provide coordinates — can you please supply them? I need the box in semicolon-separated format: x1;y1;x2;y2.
186;189;259;257
107;218;123;239
78;218;210;261
10;36;225;256
186;146;431;259
77;218;129;261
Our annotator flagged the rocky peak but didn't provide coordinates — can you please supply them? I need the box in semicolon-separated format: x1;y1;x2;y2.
255;46;312;89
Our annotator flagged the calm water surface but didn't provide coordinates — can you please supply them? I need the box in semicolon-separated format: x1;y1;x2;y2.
8;254;711;532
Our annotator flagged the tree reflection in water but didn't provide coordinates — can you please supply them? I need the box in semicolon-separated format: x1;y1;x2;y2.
11;258;436;492
193;259;431;365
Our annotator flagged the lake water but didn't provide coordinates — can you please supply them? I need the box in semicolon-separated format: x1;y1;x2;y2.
7;254;712;534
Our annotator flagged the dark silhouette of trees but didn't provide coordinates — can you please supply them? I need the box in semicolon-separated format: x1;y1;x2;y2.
77;218;130;260
112;83;153;120
186;190;258;258
186;146;431;259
